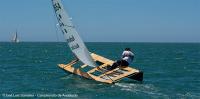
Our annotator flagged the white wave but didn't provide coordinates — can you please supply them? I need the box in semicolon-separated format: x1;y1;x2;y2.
60;74;73;80
174;57;184;60
176;92;200;98
115;82;169;98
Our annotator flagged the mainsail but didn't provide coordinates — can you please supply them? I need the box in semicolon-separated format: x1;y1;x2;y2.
12;31;19;43
52;0;96;67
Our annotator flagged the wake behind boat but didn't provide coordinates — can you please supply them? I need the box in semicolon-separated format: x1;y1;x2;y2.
52;0;143;84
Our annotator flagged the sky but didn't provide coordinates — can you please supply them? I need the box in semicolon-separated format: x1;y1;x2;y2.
0;0;199;42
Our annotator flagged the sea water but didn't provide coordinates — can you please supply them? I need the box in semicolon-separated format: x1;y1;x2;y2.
0;42;199;99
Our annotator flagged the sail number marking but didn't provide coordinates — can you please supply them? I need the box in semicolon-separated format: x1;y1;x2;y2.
66;35;80;50
54;2;79;50
67;35;75;43
53;2;61;12
71;43;80;50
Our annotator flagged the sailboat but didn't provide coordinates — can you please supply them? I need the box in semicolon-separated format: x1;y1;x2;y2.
11;31;19;43
52;0;143;84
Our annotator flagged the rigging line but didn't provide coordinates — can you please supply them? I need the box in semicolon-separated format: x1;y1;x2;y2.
51;2;60;42
50;1;65;63
54;22;60;42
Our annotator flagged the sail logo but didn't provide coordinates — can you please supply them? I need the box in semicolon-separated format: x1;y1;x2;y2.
57;14;62;21
53;2;61;12
63;29;68;34
59;22;65;27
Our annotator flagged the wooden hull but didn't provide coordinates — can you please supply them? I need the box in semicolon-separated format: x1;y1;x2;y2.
58;53;143;84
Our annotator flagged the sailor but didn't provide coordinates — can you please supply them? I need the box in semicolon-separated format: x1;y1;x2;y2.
108;48;134;70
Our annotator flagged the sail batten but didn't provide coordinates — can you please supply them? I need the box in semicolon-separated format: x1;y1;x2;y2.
52;0;96;67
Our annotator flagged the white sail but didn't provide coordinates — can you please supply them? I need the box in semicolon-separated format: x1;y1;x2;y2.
52;0;96;67
12;31;19;43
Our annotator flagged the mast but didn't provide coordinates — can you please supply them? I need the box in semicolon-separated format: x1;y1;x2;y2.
51;0;96;67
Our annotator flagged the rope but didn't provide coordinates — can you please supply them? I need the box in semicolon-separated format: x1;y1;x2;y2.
51;1;60;42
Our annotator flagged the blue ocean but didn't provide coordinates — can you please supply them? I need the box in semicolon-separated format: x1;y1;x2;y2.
0;42;199;98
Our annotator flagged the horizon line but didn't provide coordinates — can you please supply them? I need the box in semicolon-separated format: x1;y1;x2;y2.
0;41;200;43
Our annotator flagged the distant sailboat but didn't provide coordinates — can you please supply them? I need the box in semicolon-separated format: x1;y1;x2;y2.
11;31;19;43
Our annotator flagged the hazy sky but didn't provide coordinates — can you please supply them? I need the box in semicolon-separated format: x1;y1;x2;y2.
0;0;199;42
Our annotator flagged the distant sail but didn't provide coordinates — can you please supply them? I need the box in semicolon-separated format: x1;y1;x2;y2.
52;0;96;67
12;31;19;43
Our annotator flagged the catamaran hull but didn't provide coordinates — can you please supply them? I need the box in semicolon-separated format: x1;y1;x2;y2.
58;53;143;84
128;71;143;81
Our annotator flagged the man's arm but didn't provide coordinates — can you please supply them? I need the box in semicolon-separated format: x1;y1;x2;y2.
130;51;134;60
121;51;125;59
